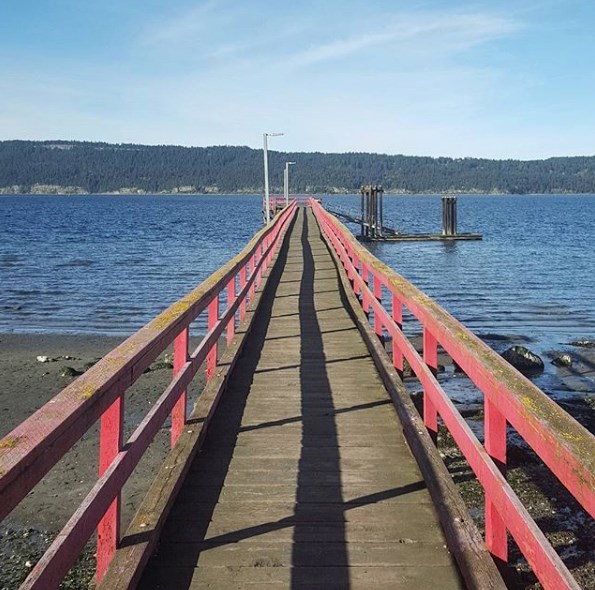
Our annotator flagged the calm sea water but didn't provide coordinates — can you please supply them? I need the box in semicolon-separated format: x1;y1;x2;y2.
0;195;262;335
324;194;595;349
1;194;594;356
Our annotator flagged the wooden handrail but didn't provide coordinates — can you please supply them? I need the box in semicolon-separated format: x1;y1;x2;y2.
0;201;298;588
311;198;593;590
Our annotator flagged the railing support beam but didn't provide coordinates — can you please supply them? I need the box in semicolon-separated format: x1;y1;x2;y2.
171;327;189;447
392;294;404;374
485;398;508;563
423;328;439;443
97;390;124;582
207;297;218;380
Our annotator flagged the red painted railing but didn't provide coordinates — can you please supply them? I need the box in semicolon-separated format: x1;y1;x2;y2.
311;198;595;590
0;201;297;589
265;194;312;211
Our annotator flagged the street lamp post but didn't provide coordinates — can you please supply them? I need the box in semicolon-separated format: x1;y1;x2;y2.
284;161;296;207
263;132;284;225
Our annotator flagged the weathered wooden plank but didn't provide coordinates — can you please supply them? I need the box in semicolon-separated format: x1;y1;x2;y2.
140;564;463;589
202;433;405;448
190;456;420;474
164;499;442;525
173;483;430;505
151;540;455;567
160;519;446;544
194;444;409;460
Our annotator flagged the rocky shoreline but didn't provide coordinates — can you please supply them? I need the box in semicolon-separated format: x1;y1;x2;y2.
0;333;593;588
405;333;595;589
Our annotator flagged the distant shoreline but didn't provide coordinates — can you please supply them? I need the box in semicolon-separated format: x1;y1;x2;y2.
4;140;595;196
2;191;595;197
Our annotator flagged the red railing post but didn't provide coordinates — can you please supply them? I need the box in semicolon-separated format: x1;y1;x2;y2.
352;252;360;295
485;398;508;563
239;266;247;321
373;275;383;339
171;327;189;447
249;254;256;300
263;235;269;269
346;244;354;282
423;327;438;443
267;234;274;267
392;293;404;373
96;389;124;582
362;265;370;315
256;245;263;286
207;296;218;380
226;278;236;344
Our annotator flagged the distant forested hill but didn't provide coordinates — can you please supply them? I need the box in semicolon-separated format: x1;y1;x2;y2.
1;140;595;194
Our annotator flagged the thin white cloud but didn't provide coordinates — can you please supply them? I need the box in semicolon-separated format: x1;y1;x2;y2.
289;11;522;67
140;0;223;48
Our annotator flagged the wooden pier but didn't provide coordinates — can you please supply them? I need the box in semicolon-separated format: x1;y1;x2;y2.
0;200;593;590
133;209;467;588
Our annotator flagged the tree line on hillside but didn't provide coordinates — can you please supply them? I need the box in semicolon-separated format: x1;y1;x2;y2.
1;140;594;194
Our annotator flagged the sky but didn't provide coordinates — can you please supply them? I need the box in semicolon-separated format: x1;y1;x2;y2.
0;0;594;159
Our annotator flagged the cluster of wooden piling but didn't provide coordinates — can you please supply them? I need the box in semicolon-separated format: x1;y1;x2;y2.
360;185;385;239
441;196;458;236
354;188;481;242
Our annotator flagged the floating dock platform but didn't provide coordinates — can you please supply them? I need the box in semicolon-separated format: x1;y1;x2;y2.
327;189;483;242
357;232;482;242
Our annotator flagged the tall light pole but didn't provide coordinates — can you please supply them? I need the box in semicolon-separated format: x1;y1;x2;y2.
284;161;296;206
263;132;284;225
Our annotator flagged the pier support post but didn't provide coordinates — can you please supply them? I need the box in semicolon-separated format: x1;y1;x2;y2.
360;185;384;239
391;294;404;374
442;196;458;236
207;296;219;380
360;189;365;238
171;327;189;447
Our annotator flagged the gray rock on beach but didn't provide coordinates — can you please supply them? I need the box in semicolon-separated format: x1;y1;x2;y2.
551;353;573;368
568;339;595;348
501;346;544;374
60;366;83;377
36;355;56;363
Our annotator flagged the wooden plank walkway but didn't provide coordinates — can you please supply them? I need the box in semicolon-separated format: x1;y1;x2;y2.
138;208;463;589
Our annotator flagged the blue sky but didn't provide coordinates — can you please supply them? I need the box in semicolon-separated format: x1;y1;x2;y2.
1;0;594;159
